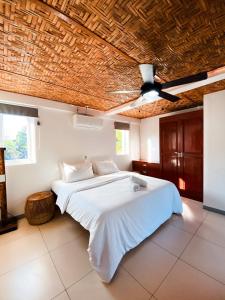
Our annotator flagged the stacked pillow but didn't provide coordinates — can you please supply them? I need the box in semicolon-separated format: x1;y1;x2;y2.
60;159;120;183
61;161;94;183
93;160;120;175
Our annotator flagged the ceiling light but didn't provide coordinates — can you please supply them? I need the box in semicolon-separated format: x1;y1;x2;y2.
143;90;159;98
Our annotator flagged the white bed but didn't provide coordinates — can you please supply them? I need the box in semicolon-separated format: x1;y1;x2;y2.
52;171;182;283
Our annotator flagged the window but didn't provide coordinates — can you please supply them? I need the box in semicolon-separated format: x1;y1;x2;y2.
116;129;129;155
0;114;36;165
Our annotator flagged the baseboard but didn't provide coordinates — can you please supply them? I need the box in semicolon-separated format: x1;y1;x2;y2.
16;213;25;219
203;205;225;216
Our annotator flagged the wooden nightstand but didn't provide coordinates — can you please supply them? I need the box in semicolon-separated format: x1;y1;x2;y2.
25;191;55;225
132;160;161;178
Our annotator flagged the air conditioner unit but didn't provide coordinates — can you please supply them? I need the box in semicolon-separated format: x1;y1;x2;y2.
73;114;103;130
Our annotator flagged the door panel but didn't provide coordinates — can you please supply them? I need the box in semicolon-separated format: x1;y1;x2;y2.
182;156;203;201
160;122;179;186
183;117;203;154
161;156;179;185
161;121;178;153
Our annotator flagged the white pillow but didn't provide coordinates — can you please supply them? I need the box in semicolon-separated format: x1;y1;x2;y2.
61;162;94;183
94;160;120;175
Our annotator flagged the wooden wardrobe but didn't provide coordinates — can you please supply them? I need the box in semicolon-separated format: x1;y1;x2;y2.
160;110;203;201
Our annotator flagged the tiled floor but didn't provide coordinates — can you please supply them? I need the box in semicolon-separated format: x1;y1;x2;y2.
0;197;225;300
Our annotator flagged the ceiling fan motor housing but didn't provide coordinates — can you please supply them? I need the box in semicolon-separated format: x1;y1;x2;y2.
141;81;162;96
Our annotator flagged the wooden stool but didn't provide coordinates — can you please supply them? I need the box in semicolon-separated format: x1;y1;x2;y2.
25;191;55;225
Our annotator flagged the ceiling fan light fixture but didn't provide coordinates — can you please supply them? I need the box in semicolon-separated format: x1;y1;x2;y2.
143;89;159;98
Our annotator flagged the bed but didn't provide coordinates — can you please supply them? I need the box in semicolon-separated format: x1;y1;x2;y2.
52;171;182;283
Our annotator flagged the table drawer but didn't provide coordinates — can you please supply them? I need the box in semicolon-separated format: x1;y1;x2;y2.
132;161;161;178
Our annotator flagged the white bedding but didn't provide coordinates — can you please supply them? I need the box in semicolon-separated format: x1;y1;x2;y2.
53;171;182;283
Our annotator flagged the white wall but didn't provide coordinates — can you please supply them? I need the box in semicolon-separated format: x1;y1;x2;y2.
0;91;140;215
204;90;225;211
140;107;203;163
140;115;161;163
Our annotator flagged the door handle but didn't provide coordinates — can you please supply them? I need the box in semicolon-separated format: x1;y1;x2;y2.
174;152;183;157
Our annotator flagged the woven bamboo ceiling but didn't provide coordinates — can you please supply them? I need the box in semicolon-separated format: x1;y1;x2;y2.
0;0;225;118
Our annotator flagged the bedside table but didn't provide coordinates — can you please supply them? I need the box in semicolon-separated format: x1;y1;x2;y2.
25;191;55;225
132;160;161;178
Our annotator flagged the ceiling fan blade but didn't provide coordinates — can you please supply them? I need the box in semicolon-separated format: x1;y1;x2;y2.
158;91;180;102
130;96;144;107
108;89;140;94
162;72;208;89
139;64;154;83
131;92;160;107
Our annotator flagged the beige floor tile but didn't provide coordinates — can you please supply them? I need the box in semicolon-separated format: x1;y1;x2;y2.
0;254;64;300
0;218;39;247
152;223;193;256
182;197;203;209
197;212;225;248
169;215;200;234
181;236;225;284
122;239;177;294
53;291;70;300
51;234;91;288
39;213;86;251
67;269;150;300
0;232;48;275
169;201;207;233
155;260;225;300
182;200;207;221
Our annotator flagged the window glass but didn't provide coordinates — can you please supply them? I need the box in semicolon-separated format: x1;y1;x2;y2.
116;129;129;155
0;114;36;165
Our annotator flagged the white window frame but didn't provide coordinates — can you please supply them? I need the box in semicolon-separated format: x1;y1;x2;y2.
115;129;130;155
0;114;36;166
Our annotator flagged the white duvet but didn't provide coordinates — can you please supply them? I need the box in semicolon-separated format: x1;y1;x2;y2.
53;171;182;283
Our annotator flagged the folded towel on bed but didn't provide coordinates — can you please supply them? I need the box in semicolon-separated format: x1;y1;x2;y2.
131;182;141;192
131;175;148;188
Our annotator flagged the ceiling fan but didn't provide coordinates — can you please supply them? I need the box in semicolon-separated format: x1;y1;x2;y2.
109;64;208;107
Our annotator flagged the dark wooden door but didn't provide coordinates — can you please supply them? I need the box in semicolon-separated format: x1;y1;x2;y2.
160;110;203;202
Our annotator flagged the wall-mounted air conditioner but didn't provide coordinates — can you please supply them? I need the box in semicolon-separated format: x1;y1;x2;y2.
73;114;103;130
